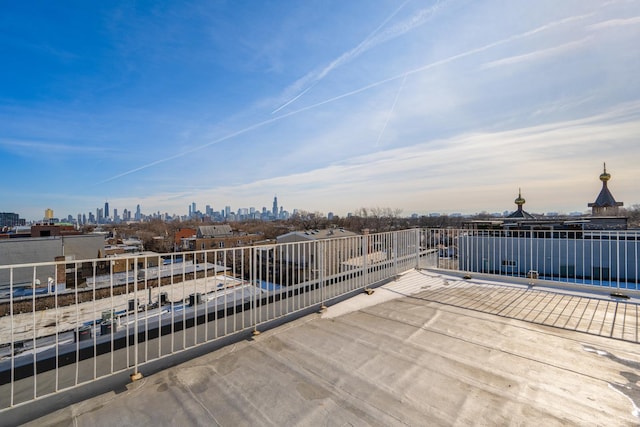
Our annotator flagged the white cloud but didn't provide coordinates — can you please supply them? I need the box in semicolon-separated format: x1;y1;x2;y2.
0;139;108;154
121;101;640;216
481;37;592;69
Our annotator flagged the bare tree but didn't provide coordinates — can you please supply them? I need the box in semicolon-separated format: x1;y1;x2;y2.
624;204;640;228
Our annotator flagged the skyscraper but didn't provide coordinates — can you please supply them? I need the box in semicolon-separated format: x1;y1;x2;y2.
104;201;110;219
272;196;278;218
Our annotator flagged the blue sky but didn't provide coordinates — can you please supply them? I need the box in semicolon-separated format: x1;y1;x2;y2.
2;0;639;221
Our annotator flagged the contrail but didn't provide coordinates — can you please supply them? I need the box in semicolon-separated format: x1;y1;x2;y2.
278;12;596;119
271;0;429;114
96;11;593;186
375;74;407;147
271;83;317;114
94;114;290;185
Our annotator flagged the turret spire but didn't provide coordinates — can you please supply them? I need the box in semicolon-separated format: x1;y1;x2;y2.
589;163;622;216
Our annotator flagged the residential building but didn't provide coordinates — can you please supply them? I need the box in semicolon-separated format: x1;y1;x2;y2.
179;225;260;265
0;233;105;287
276;228;361;281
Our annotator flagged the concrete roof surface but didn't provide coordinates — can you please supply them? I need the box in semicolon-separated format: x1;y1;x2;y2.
24;270;640;426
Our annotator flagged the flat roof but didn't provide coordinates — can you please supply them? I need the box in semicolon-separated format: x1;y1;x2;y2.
20;270;640;425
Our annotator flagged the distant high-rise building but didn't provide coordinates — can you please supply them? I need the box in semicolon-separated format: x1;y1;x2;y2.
225;206;231;218
0;212;22;227
97;208;104;224
191;202;197;218
45;208;54;220
272;196;278;218
104;201;110;219
135;204;141;221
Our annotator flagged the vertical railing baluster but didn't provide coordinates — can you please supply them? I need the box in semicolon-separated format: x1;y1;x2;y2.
31;266;37;400
133;258;139;378
170;254;175;354
144;256;150;361
156;255;162;359
252;246;258;335
192;253;197;348
55;260;60;392
92;261;97;380
125;260;130;367
9;268;14;407
74;263;80;386
319;240;325;311
110;259;115;375
182;256;186;350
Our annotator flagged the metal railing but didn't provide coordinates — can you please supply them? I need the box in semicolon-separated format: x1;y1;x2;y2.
423;227;640;290
0;229;428;411
3;226;638;411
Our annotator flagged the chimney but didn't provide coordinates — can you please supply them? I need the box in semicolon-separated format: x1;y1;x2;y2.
55;255;67;291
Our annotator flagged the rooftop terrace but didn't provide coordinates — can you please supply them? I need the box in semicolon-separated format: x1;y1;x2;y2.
14;269;640;426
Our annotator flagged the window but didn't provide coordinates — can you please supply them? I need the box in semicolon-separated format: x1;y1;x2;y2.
219;242;225;248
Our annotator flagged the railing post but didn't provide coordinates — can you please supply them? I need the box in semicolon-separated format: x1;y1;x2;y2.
362;234;369;291
131;257;142;381
252;246;260;336
9;268;14;407
31;266;37;400
393;232;398;277
415;228;421;269
319;240;326;312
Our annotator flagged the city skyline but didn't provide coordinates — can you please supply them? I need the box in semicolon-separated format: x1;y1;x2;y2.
2;1;640;221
